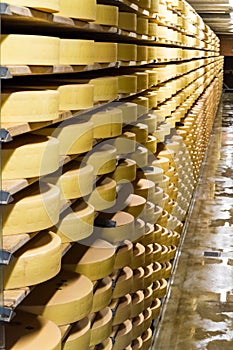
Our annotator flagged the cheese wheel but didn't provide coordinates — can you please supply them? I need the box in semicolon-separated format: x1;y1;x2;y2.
84;144;117;175
1;34;59;65
94;42;117;63
137;46;148;62
150;0;159;12
54;201;94;243
143;308;152;332
143;135;157;154
134;72;149;92
118;75;137;94
124;123;148;144
1;89;59;122
94;211;135;243
89;338;112;350
88;177;116;210
138;0;151;9
19;270;93;325
5;311;61;350
144;91;157;109
114;102;138;123
156;278;167;298
111;294;132;325
111;159;136;184
90;77;118;102
124;194;146;218
134;218;146;242
94;4;118;26
137;17;149;35
61;318;90;350
111;320;132;350
144;264;154;288
2;134;59;180
139;114;157;134
144;285;153;309
131;96;149;116
132;267;145;293
141;328;152;350
4;231;61;289
139;222;155;246
152;262;162;282
59;39;94;65
92;277;113;313
2;183;60;235
138;166;164;184
132;313;144;340
130;242;145;269
131;337;143;350
154;205;163;223
86;108;122;139
148;23;157;37
131;290;144;318
151;298;161;320
57;0;96;21
152;157;170;172
133;178;155;202
114;240;133;269
118;12;137;32
144;244;153;266
111;266;133;298
130;146;148;168
35;119;93;156
89;308;113;346
153;243;162;262
115;132;136;155
117;43;137;61
58;84;94;110
147;46;157;61
63;239;115;281
5;0;60;12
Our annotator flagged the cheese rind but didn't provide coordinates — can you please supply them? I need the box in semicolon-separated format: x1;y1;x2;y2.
92;277;113;313
5;0;60;12
94;4;118;26
89;77;118;102
84;144;117;175
89;308;113;346
1;34;59;65
59;39;94;65
58;84;94;110
86;108;122;139
94;42;117;63
4;231;61;289
57;0;96;21
87;177;116;210
62;317;91;350
117;43;137;61
118;75;137;94
118;12;137;32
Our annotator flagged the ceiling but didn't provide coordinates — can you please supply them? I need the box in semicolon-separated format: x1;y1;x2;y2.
188;0;233;35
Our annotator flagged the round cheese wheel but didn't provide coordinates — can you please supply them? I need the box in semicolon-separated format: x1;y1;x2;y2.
19;270;93;325
84;144;117;175
143;308;152;332
89;308;113;346
94;211;135;243
1;89;59;123
89;338;113;350
58;84;94;110
152;262;162;282
86;108;122;139
130;243;145;269
156;278;168;298
138;166;164;185
59;39;94;65
137;17;149;35
124;123;148;144
2;183;60;236
89;77;118;102
133;218;146;242
111;294;132;326
114;102;137;123
153;243;162;262
141;328;152;350
88;177;116;210
94;42;117;63
4;231;61;289
115;132;136;155
163;261;172;279
2;134;59;180
137;46;148;62
35;119;93;156
131;290;144;318
118;12;137;32
151;298;161;320
130;146;148;168
133;178;155;202
111;320;132;350
132;267;145;293
154;205;163;223
111;266;133;298
139;223;155;246
147;46;157;61
112;158;137;183
144;91;157;109
131;96;149;116
139;114;157;133
143;136;157;154
5;310;61;350
62;317;91;350
132;313;144;340
92;277;113;313
143;264;154;288
117;43;137;62
94;4;118;26
148;23;157;37
143;285;153;309
139;202;155;225
6;0;59;12
144;244;153;266
152;157;170;172
58;0;96;20
1;34;59;65
63;239;115;281
118;75;137;94
114;240;133;269
152;187;163;206
124;194;146;218
54;200;94;243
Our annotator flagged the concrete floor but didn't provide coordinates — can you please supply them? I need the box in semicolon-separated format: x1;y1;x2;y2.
152;93;233;350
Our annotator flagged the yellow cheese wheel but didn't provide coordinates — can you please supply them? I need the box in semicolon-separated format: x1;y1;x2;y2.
89;77;118;102
143;135;157;154
139;201;155;224
86;108;122;139
114;102;138;123
144;264;154;288
2;134;59;180
111;266;133;298
111;294;132;325
19;270;93;325
130;146;148;168
63;239;115;281
132;313;144;340
117;43;137;62
146;70;157;87
59;39;94;65
138;0;151;9
4;231;61;289
130;242;145;269
58;84;94;110
62;318;90;350
111;320;132;350
137;17;149;35
1;89;59;122
147;46;157;61
144;244;153;266
89;338;113;350
131;96;149;116
138;222;155;246
2;183;60;235
134;72;149;92
1;34;59;65
94;42;117;63
141;328;152;350
131;337;143;350
88;177;116;210
134;218;146;242
143;308;152;332
118;75;137;94
114;240;133;269
118;12;137;32
144;91;157;109
137;46;148;62
153;243;162;262
148;22;157;36
138;166;164;184
89;308;113;346
5;0;60;12
144;285;153;309
57;0;96;21
111;158;137;183
132;267;145;292
124;194;146;218
151;298;161;320
131;290;144;318
133;178;155;202
82;144;116;175
115;132;136;155
35;119;93;156
54;201;94;243
94;211;135;243
151;0;159;12
94;4;118;26
152;157;170;172
138;114;157;134
5;311;61;350
124;123;148;144
92;277;113;313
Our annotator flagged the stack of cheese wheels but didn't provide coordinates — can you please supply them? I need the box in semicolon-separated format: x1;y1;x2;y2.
93;4;119;27
94;42;117;63
34;118;94;156
19;270;93;326
2;183;60;236
57;0;96;21
5;0;60;12
5;310;62;350
118;12;137;32
1;34;60;65
4;231;61;289
62;317;91;350
89;76;118;102
2;134;59;179
1;88;60;122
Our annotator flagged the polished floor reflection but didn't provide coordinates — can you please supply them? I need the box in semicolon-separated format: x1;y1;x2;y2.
152;93;233;350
